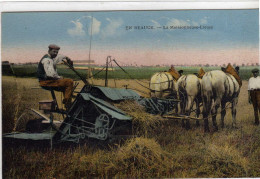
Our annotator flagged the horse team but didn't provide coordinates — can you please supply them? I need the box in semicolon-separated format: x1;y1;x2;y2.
149;64;242;132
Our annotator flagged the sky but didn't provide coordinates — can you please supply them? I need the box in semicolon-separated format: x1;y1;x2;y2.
1;9;259;66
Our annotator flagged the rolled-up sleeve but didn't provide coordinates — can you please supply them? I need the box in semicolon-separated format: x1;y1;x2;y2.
55;54;67;64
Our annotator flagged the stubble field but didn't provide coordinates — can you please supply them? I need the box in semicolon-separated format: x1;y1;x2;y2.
2;75;260;178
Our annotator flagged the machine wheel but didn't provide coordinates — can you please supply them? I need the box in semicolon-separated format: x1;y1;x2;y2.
95;114;110;140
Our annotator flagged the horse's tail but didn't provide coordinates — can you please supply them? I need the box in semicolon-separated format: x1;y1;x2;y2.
201;72;213;116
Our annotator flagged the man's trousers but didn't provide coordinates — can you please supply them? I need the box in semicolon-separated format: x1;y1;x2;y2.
250;90;260;125
39;78;74;103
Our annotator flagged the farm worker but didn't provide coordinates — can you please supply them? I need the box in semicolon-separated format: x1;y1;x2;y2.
37;44;74;106
248;68;260;125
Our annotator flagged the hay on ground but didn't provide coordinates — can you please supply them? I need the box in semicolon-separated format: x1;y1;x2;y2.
114;100;168;136
107;137;173;177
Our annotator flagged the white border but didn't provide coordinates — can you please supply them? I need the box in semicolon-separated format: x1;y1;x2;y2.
0;2;258;179
0;1;259;12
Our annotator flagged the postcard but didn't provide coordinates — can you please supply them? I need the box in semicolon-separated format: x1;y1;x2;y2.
1;1;259;178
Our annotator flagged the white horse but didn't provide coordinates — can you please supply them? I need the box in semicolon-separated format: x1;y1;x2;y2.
149;72;178;99
201;66;241;132
177;74;202;128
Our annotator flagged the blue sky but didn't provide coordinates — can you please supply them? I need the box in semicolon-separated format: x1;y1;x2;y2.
1;9;259;65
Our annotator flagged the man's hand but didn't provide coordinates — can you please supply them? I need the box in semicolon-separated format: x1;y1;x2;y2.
66;57;73;66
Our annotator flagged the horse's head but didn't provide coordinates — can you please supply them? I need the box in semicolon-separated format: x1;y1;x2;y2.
235;66;240;74
178;70;184;76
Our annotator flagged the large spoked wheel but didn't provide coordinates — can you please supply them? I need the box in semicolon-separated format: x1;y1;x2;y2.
95;114;110;140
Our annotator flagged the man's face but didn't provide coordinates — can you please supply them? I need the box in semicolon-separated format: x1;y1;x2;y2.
253;71;259;78
49;49;59;58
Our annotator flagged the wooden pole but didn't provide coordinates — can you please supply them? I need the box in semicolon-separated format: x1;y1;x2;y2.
105;56;110;87
163;115;202;121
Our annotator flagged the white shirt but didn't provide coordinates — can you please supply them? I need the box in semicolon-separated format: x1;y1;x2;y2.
41;54;66;79
248;76;260;90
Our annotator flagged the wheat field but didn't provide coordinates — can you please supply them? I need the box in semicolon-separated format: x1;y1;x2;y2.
2;76;260;178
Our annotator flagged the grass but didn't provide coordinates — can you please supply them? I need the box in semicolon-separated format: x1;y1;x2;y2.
2;76;260;178
7;64;257;80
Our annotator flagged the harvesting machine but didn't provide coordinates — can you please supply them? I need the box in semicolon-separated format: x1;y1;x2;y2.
3;59;179;146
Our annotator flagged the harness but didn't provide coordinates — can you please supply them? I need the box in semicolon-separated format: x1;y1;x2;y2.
150;72;175;94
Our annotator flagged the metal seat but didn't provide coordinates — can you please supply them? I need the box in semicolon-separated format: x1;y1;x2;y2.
40;81;79;111
40;86;63;101
40;86;64;113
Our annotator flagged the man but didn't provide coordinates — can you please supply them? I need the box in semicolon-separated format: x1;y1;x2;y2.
37;44;74;106
248;68;260;125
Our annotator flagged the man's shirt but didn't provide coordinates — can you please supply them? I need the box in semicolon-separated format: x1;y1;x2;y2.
41;54;66;79
248;76;260;90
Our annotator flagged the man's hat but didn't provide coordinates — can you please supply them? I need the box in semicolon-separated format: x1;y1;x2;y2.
252;68;259;73
48;44;60;50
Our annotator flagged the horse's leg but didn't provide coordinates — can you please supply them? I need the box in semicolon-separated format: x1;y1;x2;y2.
202;96;211;132
181;100;186;128
175;99;179;114
195;98;201;127
231;97;238;128
211;98;220;131
185;96;194;129
220;100;226;128
203;109;209;132
175;97;179;114
180;93;186;128
180;92;185;115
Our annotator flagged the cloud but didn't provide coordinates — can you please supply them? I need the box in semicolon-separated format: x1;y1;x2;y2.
200;17;208;25
90;17;101;35
67;16;101;37
165;17;208;27
151;19;161;27
67;19;86;37
67;16;123;38
101;18;123;38
167;18;190;26
83;16;101;35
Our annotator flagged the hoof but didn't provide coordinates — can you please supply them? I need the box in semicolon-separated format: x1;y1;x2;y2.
254;122;259;126
185;119;191;129
232;125;239;129
181;120;186;128
174;120;179;125
204;128;210;133
186;124;191;130
213;126;218;132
